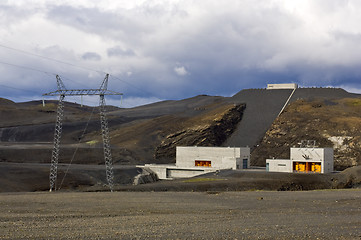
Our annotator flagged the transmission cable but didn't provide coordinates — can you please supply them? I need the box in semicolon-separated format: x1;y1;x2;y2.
0;60;100;105
0;43;105;74
58;106;96;190
0;43;161;100
0;60;56;76
109;74;162;102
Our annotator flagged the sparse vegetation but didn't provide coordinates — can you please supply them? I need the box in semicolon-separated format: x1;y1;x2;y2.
252;98;361;170
86;140;98;146
182;178;226;183
0;89;361;192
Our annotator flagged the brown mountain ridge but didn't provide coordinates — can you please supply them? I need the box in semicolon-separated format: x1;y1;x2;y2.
1;88;361;192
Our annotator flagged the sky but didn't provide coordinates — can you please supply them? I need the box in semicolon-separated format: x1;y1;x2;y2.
1;0;361;108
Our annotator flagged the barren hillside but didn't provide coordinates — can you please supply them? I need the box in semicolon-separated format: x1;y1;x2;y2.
1;88;360;167
1;89;361;192
252;98;361;170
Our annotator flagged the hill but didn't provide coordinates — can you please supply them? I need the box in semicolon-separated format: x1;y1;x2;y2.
1;87;361;193
225;87;359;148
0;95;246;165
252;97;361;170
0;87;360;169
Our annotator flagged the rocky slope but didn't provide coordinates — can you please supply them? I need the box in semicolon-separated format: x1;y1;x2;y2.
0;95;245;165
1;88;360;168
154;104;245;160
95;102;246;164
251;98;361;170
2;91;361;192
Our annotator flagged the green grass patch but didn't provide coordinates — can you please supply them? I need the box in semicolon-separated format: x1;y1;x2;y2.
35;103;57;112
86;140;98;146
345;98;361;107
183;178;226;183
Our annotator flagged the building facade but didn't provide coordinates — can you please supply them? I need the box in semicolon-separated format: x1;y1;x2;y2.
176;146;250;170
266;83;298;90
266;147;334;173
140;146;250;180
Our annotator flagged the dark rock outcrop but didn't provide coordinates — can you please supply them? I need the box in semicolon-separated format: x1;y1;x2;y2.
154;104;246;161
133;168;159;185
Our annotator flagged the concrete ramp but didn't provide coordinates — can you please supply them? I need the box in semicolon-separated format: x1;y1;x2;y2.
224;89;293;148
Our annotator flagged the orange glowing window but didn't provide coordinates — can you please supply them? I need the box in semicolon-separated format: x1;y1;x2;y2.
195;160;211;167
294;162;321;173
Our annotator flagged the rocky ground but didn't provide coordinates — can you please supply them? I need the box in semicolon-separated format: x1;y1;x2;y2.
1;161;360;193
0;190;360;239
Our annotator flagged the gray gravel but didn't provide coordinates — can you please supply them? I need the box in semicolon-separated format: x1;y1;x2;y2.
0;189;360;239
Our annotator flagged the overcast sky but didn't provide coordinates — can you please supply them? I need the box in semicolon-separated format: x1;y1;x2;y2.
1;0;361;107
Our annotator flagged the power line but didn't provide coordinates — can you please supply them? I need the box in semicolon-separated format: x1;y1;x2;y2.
58;105;96;190
0;77;100;106
0;43;105;74
0;83;39;94
0;43;108;89
109;74;162;101
0;60;100;103
0;60;56;76
0;43;163;102
0;43;159;95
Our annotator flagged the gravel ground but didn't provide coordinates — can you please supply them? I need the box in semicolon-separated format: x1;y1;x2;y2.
0;189;360;239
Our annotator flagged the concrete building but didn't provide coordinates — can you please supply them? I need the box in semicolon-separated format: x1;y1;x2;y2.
176;146;250;170
267;83;298;90
266;147;334;173
140;146;250;180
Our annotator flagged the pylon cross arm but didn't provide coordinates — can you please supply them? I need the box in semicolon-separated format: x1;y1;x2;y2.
43;89;123;96
45;74;121;192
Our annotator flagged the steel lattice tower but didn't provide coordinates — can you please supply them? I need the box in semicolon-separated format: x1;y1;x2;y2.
43;74;122;192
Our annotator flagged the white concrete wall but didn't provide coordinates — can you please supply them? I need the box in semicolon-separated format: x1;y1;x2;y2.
266;159;292;173
323;148;334;173
291;148;324;161
290;147;334;173
267;83;298;90
142;164;170;179
143;165;218;180
143;147;250;180
167;168;214;179
176;146;250;170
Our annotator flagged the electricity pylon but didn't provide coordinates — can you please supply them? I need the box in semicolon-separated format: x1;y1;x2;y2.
43;74;122;192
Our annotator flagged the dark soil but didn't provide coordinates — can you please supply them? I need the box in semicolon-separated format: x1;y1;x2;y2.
1;162;360;193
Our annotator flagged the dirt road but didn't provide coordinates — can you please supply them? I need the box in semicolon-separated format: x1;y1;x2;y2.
0;189;360;239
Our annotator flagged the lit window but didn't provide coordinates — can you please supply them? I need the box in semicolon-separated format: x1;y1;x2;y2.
195;160;211;167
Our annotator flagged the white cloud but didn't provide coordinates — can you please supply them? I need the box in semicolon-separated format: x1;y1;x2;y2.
174;66;188;76
1;0;361;106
